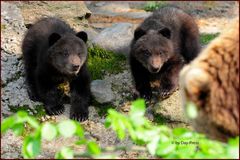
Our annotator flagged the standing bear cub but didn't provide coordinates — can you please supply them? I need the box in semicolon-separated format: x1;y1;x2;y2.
22;17;91;121
130;6;200;100
130;7;199;99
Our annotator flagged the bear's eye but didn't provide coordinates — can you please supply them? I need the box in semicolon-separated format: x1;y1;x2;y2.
144;51;151;57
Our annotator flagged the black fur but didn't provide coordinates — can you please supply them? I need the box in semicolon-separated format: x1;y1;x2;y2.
130;6;200;100
22;17;91;121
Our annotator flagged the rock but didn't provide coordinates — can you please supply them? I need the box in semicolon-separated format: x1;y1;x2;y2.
1;51;23;85
153;90;188;123
87;2;131;14
91;80;115;103
103;70;135;106
19;1;91;32
86;1;151;19
1;2;27;55
1;76;41;116
1;131;22;159
0;3;40;118
92;23;136;55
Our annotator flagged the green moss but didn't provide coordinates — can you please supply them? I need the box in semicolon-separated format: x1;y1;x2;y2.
200;33;219;45
152;113;168;125
143;1;168;12
8;105;46;137
87;45;126;80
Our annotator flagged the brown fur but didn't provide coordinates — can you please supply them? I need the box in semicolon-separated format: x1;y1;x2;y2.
130;6;200;100
180;18;239;141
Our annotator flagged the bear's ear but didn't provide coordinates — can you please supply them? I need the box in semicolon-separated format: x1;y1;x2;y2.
49;33;61;46
158;28;171;39
134;28;146;40
76;31;88;43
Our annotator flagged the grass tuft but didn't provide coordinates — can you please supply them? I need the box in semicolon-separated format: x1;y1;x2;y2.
87;45;126;80
143;1;168;12
200;33;219;45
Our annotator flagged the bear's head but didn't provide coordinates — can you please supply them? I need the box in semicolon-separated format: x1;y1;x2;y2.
47;31;88;76
132;27;174;73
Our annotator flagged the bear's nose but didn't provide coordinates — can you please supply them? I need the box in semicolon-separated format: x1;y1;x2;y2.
72;64;80;71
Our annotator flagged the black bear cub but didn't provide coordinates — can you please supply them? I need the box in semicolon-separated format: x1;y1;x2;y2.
130;6;200;100
22;17;91;121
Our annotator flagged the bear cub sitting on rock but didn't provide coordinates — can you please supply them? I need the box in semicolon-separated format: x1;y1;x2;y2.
22;17;91;121
130;6;200;100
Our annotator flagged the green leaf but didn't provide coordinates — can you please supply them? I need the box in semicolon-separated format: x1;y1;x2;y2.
1;116;16;133
175;144;197;158
17;111;28;118
27;117;40;129
130;99;146;118
41;122;57;141
147;136;160;155
57;120;76;138
87;141;101;155
186;101;198;119
227;137;239;159
75;139;87;145
104;117;111;128
12;123;24;136
55;147;74;159
173;128;188;136
156;141;176;157
115;119;126;140
74;122;84;138
22;136;41;158
199;139;225;156
16;111;29;123
228;137;239;146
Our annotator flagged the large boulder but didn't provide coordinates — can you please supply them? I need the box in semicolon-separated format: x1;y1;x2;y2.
92;23;136;55
1;2;27;55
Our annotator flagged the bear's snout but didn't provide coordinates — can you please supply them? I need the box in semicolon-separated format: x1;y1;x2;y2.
72;64;80;72
149;56;162;73
69;55;81;72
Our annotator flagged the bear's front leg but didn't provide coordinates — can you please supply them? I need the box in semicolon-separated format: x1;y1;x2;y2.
70;66;91;121
130;56;152;100
36;76;65;115
159;61;184;99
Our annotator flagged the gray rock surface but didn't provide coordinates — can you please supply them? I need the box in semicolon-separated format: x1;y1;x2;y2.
153;90;188;123
91;80;115;103
1;3;39;118
92;23;136;55
103;70;134;106
1;2;27;55
86;1;151;19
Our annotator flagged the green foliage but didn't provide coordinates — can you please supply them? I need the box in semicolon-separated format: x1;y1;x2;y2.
143;1;168;12
1;111;100;159
55;147;74;159
87;45;126;80
1;100;239;159
105;99;239;158
200;33;219;45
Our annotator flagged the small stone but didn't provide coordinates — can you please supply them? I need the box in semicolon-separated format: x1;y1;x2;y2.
91;80;115;103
